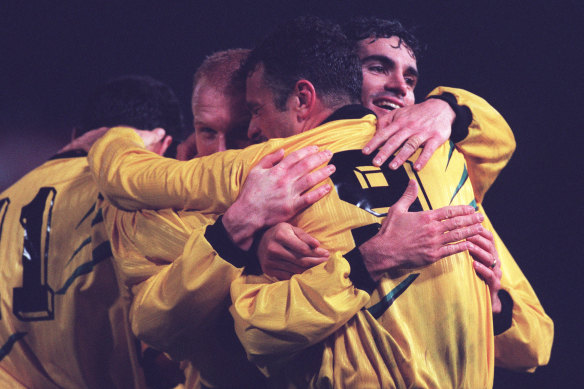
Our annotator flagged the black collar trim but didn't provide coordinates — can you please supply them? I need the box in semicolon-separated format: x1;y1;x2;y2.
321;104;376;125
48;149;88;161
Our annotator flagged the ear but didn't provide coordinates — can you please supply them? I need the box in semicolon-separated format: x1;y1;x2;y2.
292;80;317;121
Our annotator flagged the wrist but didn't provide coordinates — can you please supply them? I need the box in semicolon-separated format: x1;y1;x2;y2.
491;293;502;315
426;93;472;143
427;98;456;125
358;236;397;282
223;203;263;250
204;216;258;268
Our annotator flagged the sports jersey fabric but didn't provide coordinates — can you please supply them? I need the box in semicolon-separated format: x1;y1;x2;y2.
0;153;145;388
88;88;552;388
100;203;267;388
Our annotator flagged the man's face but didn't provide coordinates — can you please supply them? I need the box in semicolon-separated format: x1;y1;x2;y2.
245;64;298;141
357;36;418;118
190;79;251;158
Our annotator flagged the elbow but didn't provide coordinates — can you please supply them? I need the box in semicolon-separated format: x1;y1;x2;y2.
495;316;554;372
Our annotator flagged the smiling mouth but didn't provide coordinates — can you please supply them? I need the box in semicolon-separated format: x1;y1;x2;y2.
374;100;401;111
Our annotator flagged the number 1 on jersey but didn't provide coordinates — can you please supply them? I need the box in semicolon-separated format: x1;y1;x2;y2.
13;188;55;321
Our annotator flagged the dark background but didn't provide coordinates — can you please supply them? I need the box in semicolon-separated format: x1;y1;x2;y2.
1;1;582;387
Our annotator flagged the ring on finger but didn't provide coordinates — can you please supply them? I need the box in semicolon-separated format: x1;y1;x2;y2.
490;258;497;269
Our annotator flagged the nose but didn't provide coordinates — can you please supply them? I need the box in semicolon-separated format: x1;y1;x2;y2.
247;119;261;142
384;72;408;98
216;135;227;152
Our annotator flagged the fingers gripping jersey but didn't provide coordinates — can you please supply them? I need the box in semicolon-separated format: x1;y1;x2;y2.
0;157;144;388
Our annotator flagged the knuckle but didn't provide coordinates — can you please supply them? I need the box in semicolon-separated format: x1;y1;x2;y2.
281;203;293;215
406;135;421;149
421;213;433;224
274;228;285;239
429;236;441;248
303;175;316;188
474;225;484;235
427;248;440;262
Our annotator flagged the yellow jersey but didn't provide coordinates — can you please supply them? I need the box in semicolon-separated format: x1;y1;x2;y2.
0;154;144;388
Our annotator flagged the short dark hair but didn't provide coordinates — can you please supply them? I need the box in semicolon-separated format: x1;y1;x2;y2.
78;75;185;156
342;16;423;60
241;16;362;111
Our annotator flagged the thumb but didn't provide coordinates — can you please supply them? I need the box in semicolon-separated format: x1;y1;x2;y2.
139;128;166;148
257;148;285;168
391;179;419;213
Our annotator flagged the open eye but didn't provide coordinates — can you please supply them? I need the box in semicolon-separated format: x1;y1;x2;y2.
367;64;385;74
404;75;418;88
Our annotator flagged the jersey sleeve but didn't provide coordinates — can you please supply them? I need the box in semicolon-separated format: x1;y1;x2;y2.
229;252;370;375
479;205;554;372
426;87;516;204
101;201;243;360
88;126;245;212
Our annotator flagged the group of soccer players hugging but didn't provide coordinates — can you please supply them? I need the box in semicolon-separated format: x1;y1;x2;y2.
0;15;552;389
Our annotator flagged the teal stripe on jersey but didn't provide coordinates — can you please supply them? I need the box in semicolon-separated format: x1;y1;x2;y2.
56;241;112;294
469;198;478;211
91;208;103;226
368;274;419;319
76;202;96;229
445;141;455;171
449;165;469;205
65;237;92;266
0;332;27;361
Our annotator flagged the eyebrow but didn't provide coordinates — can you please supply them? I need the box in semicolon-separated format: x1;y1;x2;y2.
362;55;419;78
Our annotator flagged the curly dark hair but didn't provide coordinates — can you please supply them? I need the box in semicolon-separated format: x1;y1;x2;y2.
78;75;185;156
241;16;362;111
342;16;423;60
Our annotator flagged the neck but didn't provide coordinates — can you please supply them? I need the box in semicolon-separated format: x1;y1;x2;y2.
298;100;346;133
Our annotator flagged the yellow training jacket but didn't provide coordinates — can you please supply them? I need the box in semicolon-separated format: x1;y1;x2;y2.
0;154;145;389
100;203;266;388
88;89;552;388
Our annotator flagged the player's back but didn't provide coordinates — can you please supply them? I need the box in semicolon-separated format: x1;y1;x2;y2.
286;122;493;388
0;154;143;388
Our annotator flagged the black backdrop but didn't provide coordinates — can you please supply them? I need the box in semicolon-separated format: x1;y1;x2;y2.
1;1;582;387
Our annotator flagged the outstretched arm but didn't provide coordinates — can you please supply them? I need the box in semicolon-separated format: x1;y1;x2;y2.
88;127;333;217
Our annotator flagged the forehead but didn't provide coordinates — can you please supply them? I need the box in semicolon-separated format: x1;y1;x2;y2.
192;80;248;130
356;36;418;70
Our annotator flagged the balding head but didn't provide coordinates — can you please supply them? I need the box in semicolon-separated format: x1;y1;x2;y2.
185;49;252;159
